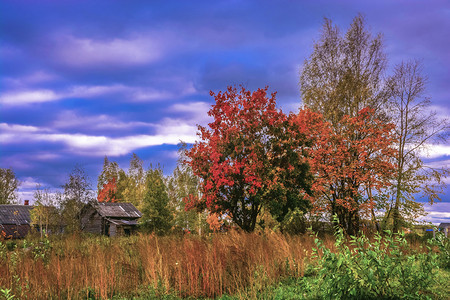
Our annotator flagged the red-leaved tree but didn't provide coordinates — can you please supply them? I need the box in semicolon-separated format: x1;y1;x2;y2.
186;86;313;232
97;177;118;203
293;108;397;235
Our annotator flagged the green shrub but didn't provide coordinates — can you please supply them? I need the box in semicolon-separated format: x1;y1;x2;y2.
5;241;16;251
311;222;439;299
280;208;308;235
1;288;16;300
431;229;450;270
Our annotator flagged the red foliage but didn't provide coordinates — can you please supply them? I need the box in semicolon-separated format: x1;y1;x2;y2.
185;86;302;231
206;213;223;232
185;85;396;234
97;177;118;203
292;107;397;234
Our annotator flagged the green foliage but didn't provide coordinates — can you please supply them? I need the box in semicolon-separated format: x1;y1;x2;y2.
0;288;16;300
31;184;60;238
31;238;52;264
311;222;439;299
166;144;206;235
97;156;122;194
121;153;146;209
5;241;16;252
431;229;450;270
61;165;94;233
141;166;174;235
0;168;20;204
280;208;307;235
300;14;387;128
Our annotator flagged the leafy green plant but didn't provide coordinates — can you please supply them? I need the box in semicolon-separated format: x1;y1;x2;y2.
0;288;15;300
312;221;439;299
431;228;450;270
280;208;308;235
31;237;52;263
5;241;16;252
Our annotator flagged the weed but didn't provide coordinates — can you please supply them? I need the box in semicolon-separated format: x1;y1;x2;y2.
0;288;15;300
311;222;439;299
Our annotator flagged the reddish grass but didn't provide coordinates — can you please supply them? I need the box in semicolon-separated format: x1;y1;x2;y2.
0;231;337;299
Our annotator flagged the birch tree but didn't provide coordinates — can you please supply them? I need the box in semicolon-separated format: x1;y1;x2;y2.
385;60;449;232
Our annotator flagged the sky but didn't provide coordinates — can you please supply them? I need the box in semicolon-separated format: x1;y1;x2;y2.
0;0;449;224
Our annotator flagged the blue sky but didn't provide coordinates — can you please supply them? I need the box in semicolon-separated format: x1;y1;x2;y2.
0;0;449;223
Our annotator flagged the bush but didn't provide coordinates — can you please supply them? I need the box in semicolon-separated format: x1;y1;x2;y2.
311;222;439;299
5;241;16;252
280;208;307;235
432;229;450;270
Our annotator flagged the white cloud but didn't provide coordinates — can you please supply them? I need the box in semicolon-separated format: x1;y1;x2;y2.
52;111;153;130
17;192;34;203
170;101;211;115
0;90;60;105
419;144;450;158
428;104;450;124
168;101;212;125
0;123;40;133
20;177;41;189
44;132;196;156
154;118;199;137
2;71;58;88
419;202;450;225
1;82;197;106
68;84;129;97
0;121;197;157
54;35;162;67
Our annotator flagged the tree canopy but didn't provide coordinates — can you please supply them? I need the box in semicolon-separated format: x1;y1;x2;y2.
186;86;313;232
300;14;387;127
0;168;20;204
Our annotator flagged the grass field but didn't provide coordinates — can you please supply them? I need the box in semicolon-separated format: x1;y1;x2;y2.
0;231;448;299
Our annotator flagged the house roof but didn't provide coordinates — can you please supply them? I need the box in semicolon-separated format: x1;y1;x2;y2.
0;205;33;225
93;202;142;219
438;223;450;228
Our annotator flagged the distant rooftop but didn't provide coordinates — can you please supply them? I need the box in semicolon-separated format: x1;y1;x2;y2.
0;205;34;225
93;202;142;219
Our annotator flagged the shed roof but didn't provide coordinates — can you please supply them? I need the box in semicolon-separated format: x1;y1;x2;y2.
0;205;33;225
93;202;142;219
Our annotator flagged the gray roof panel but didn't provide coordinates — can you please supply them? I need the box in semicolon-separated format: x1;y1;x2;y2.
0;205;34;225
94;202;142;218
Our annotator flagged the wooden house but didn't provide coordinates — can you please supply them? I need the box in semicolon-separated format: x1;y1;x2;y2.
80;202;142;236
0;204;34;239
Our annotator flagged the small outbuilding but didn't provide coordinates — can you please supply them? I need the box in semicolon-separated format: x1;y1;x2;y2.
80;202;142;236
0;204;34;239
438;223;450;238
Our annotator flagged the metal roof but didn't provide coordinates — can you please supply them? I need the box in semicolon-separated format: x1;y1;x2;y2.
93;202;142;218
0;205;34;225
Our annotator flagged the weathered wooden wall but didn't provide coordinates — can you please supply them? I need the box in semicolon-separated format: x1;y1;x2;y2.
80;206;103;235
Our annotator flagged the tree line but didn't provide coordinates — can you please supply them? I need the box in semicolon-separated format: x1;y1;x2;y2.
0;148;213;236
1;14;448;236
186;14;448;235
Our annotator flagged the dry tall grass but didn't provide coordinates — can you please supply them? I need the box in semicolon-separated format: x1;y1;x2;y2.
0;231;335;299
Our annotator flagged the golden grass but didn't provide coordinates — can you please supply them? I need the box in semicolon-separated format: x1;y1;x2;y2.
0;231;338;299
